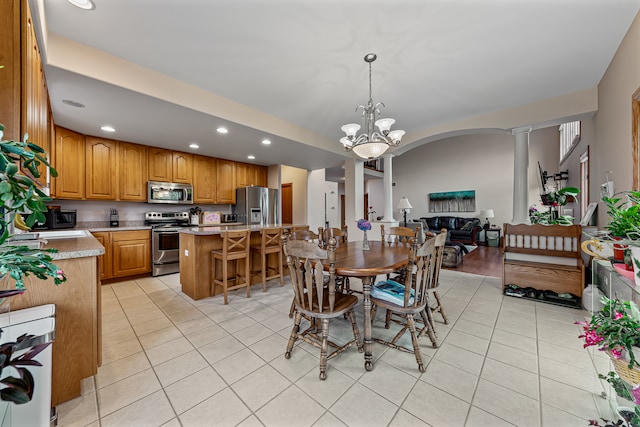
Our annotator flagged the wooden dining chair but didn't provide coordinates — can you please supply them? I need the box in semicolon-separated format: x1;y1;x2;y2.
385;229;448;342
381;224;420;245
317;226;348;248
371;236;437;372
285;229;322;318
381;224;421;283
250;227;284;292
423;229;449;330
283;237;363;380
290;229;320;243
318;226;352;293
211;229;251;305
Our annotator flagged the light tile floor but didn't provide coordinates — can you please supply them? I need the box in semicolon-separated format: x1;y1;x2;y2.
57;270;614;427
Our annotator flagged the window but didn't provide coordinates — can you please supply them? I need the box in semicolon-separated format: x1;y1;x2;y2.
559;120;581;162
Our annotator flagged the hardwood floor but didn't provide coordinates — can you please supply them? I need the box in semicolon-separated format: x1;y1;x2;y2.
443;244;503;278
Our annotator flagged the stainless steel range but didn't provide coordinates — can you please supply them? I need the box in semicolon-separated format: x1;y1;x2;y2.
145;211;190;276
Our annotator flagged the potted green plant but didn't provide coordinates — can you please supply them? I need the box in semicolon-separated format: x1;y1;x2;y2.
603;191;640;238
530;186;580;225
0;123;66;404
578;296;640;427
603;191;640;261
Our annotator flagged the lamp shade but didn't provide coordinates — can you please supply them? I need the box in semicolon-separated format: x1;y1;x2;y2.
480;209;495;218
397;197;413;210
352;142;390;160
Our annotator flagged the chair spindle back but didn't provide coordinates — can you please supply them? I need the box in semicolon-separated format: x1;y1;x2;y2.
406;236;437;308
283;237;337;313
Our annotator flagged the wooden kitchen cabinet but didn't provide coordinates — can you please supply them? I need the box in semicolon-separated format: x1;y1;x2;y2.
148;147;193;184
172;151;193;184
92;231;112;280
92;230;150;280
216;159;237;204
148;147;173;182
85;136;117;200
111;230;151;278
237;162;268;188
236;162;249;188
118;141;148;201
53;126;85;199
193;155;217;203
255;165;268;187
22;3;50;189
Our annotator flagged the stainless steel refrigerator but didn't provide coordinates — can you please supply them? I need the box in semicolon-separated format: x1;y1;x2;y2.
234;186;280;225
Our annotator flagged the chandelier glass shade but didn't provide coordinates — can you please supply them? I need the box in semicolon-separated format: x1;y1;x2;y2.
340;53;405;160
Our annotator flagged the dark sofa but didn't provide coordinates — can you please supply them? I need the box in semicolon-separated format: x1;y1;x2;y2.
418;216;482;245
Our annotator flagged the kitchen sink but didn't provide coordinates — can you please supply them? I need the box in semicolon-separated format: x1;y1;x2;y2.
36;230;89;239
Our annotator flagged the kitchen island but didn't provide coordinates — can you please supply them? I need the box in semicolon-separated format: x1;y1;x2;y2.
5;230;104;406
179;225;304;300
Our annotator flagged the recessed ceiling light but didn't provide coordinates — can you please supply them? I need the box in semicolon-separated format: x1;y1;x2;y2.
247;155;255;160
189;143;199;149
100;125;115;132
216;127;228;134
67;0;95;10
62;99;85;108
261;139;271;145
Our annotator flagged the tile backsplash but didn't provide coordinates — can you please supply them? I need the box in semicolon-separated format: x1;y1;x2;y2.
51;200;232;223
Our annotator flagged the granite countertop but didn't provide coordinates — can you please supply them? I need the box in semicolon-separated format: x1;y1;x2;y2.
181;224;306;236
77;221;151;232
37;230;105;260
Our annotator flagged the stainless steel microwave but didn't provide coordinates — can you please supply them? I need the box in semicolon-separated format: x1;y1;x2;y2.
147;181;193;205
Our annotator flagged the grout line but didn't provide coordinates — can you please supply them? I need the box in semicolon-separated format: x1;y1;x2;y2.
88;271;605;426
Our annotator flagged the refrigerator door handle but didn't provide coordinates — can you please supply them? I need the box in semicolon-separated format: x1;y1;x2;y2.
261;189;267;225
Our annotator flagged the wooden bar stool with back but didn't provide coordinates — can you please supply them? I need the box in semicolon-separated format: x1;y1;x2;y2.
211;229;251;304
251;227;284;292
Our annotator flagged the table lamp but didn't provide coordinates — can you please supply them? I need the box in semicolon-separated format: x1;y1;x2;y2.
480;209;494;229
397;197;413;226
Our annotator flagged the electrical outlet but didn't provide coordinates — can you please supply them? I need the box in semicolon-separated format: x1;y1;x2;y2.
184;250;189;256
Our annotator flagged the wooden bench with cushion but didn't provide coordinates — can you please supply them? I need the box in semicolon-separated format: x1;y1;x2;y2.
502;223;584;298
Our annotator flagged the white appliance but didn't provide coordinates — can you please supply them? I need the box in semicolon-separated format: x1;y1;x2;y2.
0;304;55;427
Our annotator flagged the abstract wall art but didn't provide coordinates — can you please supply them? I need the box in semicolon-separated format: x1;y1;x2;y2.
428;190;476;213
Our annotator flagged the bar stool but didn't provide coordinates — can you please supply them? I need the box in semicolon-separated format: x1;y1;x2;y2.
211;229;251;304
251;227;284;291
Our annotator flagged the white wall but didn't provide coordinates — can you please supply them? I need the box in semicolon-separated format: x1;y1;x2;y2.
391;129;559;229
307;169;339;232
365;179;385;220
592;12;640;227
281;165;308;225
267;164;280;189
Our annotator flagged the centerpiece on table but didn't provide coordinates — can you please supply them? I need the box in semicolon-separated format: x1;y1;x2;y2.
357;218;371;250
577;296;640;426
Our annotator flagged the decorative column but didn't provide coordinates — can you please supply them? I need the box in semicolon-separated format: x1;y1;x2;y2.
511;127;531;224
344;158;365;237
382;154;395;222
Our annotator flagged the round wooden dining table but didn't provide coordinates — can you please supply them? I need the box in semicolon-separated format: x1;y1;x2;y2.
332;240;411;371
